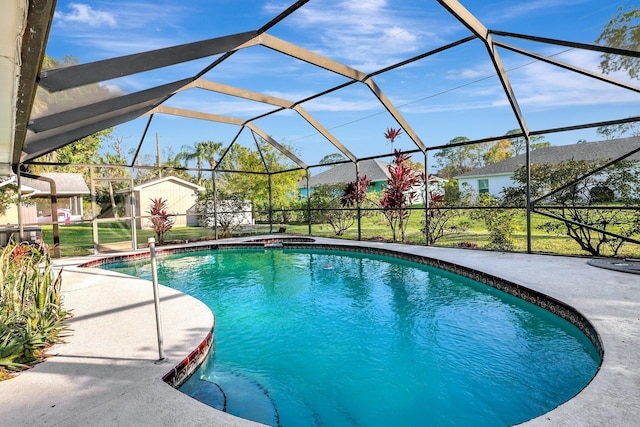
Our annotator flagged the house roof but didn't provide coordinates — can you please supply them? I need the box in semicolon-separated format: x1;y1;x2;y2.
456;137;640;178
299;159;391;189
133;176;205;192
20;172;90;196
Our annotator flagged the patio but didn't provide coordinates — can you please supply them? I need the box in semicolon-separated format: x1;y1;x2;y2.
0;237;638;426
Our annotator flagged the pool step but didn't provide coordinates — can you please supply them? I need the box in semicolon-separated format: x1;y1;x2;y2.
181;377;226;411
182;372;280;427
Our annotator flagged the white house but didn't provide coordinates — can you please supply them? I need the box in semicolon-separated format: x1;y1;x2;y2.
129;176;205;229
455;137;640;197
0;172;90;226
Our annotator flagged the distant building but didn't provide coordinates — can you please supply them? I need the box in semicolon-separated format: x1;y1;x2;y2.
298;159;391;198
299;158;445;204
129;176;205;229
455;137;640;197
0;172;90;226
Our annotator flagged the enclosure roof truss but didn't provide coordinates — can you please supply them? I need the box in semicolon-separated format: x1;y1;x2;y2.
11;0;640;173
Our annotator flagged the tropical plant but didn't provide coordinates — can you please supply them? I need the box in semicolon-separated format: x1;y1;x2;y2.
147;198;175;245
384;127;403;150
380;150;424;242
340;175;371;208
0;242;70;379
311;184;358;236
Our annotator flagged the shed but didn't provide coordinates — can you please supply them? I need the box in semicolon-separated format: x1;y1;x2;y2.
130;176;205;229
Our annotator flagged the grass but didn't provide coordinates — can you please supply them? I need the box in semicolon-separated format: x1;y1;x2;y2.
38;210;640;258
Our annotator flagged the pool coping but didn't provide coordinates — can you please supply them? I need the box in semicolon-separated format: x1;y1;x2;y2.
2;236;638;426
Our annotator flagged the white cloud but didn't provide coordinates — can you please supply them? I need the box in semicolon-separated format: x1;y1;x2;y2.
302;95;381;113
55;3;117;28
281;0;440;71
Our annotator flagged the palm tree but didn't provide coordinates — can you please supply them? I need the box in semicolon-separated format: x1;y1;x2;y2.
177;143;206;185
200;141;224;182
177;141;224;185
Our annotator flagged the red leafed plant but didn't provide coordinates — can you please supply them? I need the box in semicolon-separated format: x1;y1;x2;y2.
148;198;175;245
380;149;424;241
384;127;403;146
340;175;372;207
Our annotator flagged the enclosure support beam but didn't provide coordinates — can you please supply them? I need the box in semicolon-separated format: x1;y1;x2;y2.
525;137;532;254
268;174;273;234
213;171;218;240
356;161;361;241
306;169;312;236
90;168;98;254
424;152;430;246
130;175;137;251
21;171;60;258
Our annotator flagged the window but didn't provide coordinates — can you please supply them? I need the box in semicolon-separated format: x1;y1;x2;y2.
478;179;489;194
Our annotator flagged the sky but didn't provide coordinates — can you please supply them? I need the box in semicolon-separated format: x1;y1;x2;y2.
41;0;640;171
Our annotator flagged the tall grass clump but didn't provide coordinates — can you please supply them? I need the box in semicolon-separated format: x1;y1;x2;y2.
0;242;70;380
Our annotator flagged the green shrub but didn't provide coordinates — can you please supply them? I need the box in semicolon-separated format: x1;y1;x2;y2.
0;242;70;380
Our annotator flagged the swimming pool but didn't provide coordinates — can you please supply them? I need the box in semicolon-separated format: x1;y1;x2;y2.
105;247;600;427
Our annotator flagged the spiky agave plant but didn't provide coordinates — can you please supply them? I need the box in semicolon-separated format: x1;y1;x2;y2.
0;242;70;379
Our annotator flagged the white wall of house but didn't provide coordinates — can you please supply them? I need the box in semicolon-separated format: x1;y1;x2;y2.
457;173;514;198
0;203;37;226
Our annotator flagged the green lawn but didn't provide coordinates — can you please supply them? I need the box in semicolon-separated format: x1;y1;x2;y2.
40;209;640;258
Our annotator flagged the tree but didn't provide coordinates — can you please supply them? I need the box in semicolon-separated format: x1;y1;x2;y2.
98;136;132;218
504;129;550;156
340;175;371;207
28;128;111;177
318;153;347;165
596;121;640;140
0;180;19;217
434;136;518;179
421;178;467;245
198;141;224;185
434;136;473;179
483;139;513;165
222;141;304;222
502;160;640;256
177;142;207;185
596;6;640;79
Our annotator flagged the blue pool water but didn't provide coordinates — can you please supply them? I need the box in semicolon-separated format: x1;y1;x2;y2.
105;248;600;427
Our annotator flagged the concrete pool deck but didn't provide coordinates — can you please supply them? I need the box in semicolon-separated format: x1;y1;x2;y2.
0;236;638;426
